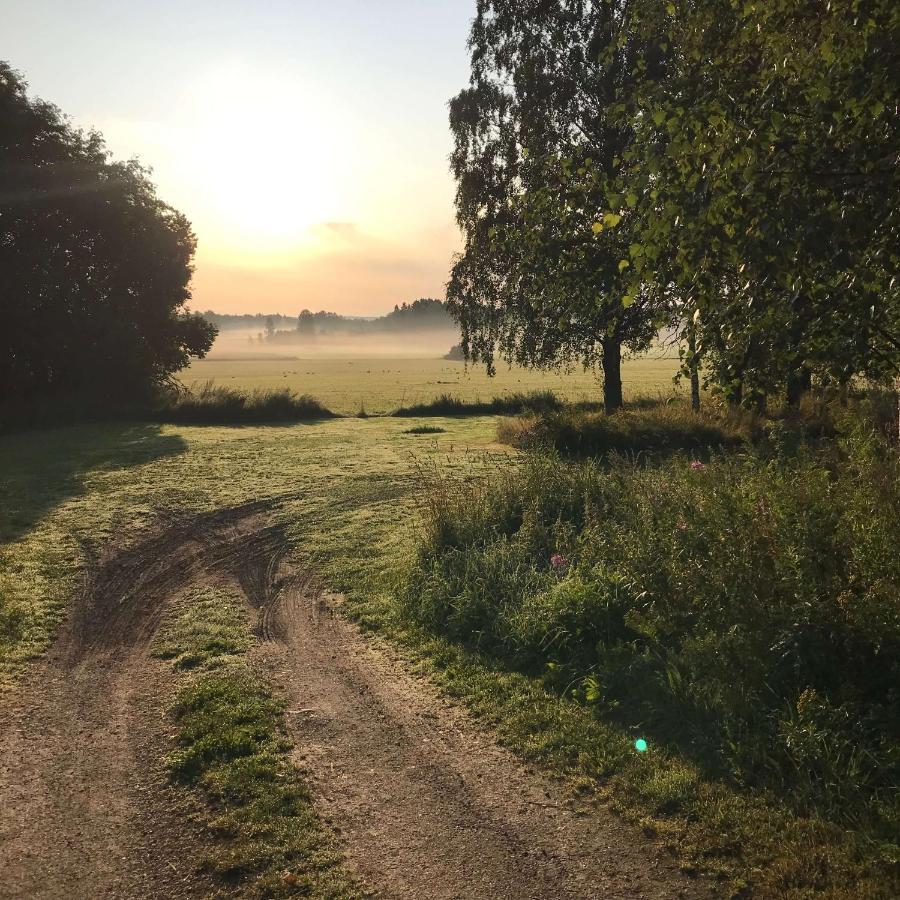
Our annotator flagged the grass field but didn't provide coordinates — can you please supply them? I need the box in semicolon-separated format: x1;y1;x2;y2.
3;359;894;897
179;353;681;414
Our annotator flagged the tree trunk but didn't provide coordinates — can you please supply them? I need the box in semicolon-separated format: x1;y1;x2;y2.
687;325;700;412
602;335;623;413
786;365;812;407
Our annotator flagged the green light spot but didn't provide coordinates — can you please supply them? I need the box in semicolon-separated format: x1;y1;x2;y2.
634;738;648;753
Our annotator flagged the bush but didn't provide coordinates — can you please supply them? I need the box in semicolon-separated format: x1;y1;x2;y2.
404;411;900;841
403;425;447;434
498;400;754;459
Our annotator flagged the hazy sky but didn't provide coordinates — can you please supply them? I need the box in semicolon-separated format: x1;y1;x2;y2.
4;1;474;315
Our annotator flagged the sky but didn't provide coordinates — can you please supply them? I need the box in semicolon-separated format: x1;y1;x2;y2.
3;0;475;315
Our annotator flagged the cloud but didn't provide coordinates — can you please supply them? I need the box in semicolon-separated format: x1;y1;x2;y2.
316;221;360;238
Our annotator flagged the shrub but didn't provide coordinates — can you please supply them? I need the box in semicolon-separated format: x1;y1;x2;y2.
403;415;900;841
498;400;753;459
403;425;447;434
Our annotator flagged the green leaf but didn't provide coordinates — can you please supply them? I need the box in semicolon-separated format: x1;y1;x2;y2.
652;109;666;126
626;192;638;208
618;259;631;272
622;294;635;308
603;212;622;228
592;221;604;235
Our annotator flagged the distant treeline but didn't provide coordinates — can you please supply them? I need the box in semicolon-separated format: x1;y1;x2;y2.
203;298;456;342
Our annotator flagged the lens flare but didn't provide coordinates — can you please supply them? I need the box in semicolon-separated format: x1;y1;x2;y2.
634;738;648;753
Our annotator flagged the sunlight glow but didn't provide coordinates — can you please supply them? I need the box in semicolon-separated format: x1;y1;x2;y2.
178;63;359;258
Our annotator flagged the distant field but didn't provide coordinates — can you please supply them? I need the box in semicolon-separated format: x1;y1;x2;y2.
179;354;682;414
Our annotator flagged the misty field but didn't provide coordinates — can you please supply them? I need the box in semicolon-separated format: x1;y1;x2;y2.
179;352;681;415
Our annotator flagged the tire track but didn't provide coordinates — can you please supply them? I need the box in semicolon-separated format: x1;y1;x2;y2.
255;583;713;900
0;498;294;900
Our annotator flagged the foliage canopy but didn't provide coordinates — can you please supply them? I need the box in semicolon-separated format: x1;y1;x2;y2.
0;62;215;415
447;1;900;408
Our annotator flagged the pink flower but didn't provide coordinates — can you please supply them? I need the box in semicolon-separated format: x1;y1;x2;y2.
550;553;568;569
676;519;689;531
690;460;706;471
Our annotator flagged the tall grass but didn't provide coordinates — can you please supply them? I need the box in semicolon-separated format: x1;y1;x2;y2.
498;401;754;458
403;402;900;849
393;390;564;418
156;382;335;424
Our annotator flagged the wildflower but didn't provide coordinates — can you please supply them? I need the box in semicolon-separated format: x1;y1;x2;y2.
550;553;568;569
676;519;689;531
690;460;705;471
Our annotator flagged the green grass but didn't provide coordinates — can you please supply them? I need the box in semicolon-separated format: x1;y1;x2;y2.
5;368;892;896
154;584;364;897
0;415;504;685
153;585;252;670
393;390;564;418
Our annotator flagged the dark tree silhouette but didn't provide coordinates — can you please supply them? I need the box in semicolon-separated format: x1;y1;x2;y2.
0;62;215;416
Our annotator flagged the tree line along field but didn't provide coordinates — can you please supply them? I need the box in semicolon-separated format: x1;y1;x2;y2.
178;354;682;415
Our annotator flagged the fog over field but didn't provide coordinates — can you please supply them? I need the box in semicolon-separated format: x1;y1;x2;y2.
207;326;462;360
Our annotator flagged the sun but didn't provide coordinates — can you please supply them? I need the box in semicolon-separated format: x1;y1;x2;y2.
180;63;356;258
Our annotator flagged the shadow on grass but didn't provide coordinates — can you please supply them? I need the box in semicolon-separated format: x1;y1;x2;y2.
0;422;188;544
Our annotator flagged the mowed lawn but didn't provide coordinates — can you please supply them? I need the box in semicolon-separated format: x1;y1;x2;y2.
0;415;508;683
179;354;682;414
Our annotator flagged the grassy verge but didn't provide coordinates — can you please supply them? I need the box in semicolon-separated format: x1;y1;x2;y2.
343;591;894;898
154;584;364;898
497;400;753;457
334;398;900;898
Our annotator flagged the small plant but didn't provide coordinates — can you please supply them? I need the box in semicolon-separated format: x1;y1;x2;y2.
403;425;447;435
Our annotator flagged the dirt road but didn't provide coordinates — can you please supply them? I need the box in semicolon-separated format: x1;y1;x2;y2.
0;503;710;899
0;500;277;900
